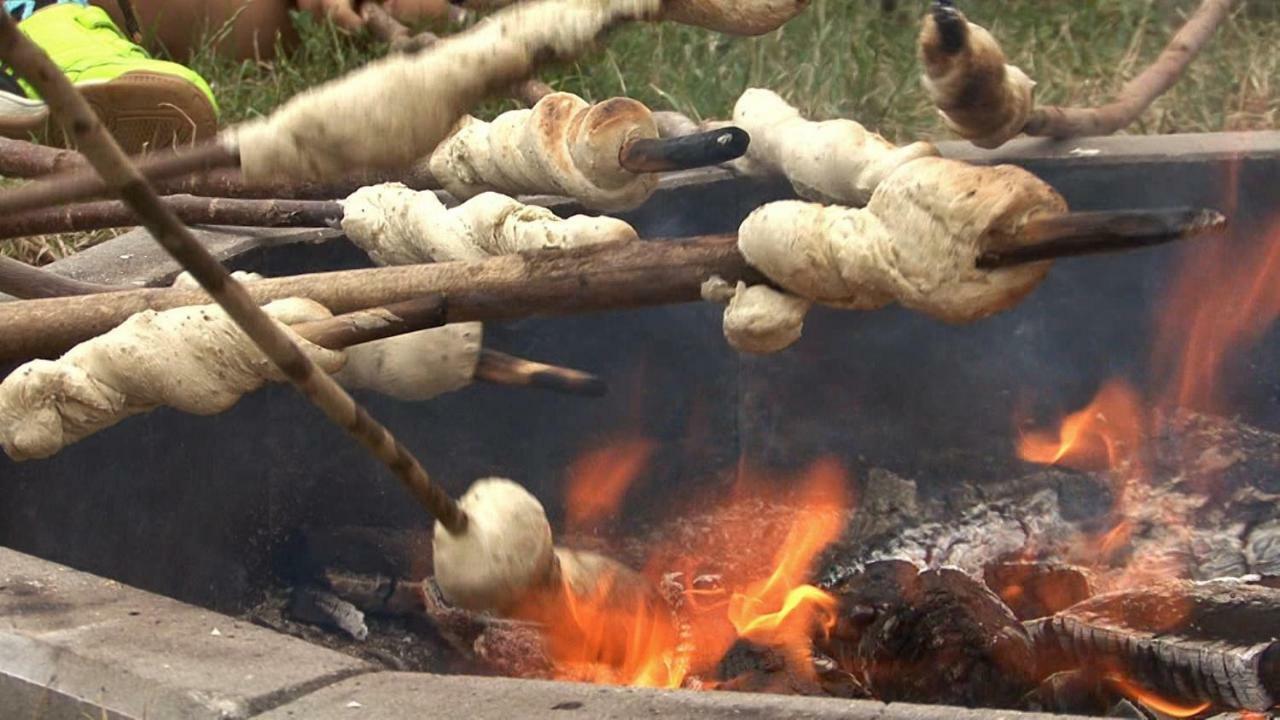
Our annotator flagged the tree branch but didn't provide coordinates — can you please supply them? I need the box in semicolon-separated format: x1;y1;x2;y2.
1024;0;1238;138
0;195;343;240
0;8;469;533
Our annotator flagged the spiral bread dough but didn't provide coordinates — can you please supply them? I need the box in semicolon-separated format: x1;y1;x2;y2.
717;157;1066;353
341;183;637;265
428;92;660;212
452;0;806;36
0;299;343;461
227;0;663;184
181;268;482;402
729;88;939;206
918;10;1034;149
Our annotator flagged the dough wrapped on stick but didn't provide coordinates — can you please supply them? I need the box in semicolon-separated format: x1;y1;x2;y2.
728;88;938;206
717;157;1066;352
0;0;667;215
341;183;637;264
429;92;664;212
0;299;341;461
434;479;675;676
454;0;808;35
918;1;1034;149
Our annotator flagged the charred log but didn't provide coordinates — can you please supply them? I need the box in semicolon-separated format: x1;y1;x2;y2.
822;561;1036;708
984;562;1094;621
1027;579;1280;712
289;586;369;640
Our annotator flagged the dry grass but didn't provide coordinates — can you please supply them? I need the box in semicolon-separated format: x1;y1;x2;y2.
3;0;1277;265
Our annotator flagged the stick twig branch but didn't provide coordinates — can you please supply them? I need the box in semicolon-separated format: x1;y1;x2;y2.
0;195;343;240
0;204;1223;363
0;9;468;533
1023;0;1238;138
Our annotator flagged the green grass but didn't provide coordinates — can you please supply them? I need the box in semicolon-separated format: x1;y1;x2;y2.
6;0;1278;264
196;0;1279;141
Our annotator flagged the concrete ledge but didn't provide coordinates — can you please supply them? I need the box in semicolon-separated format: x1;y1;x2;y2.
0;547;371;719
255;672;1085;720
0;547;1090;720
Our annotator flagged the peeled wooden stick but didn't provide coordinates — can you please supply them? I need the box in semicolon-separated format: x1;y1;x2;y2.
0;206;1223;363
0;6;468;532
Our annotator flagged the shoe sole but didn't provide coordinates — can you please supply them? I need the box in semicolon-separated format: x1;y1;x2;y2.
0;71;217;155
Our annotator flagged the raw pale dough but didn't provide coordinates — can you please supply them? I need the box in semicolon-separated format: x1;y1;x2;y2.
730;88;939;205
919;11;1034;149
432;477;556;613
182;267;484;402
428;92;659;212
662;0;807;35
228;0;662;184
336;322;482;401
341;183;637;265
702;278;810;354
454;0;805;36
172;270;264;289
738;156;1066;324
0;299;343;462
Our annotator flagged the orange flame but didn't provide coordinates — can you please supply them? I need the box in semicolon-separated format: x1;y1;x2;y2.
1105;675;1210;718
536;551;683;688
1154;215;1280;413
542;456;851;689
1017;380;1147;475
564;437;655;528
726;459;845;651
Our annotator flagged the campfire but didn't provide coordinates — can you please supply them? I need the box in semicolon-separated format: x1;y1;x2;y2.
0;0;1273;718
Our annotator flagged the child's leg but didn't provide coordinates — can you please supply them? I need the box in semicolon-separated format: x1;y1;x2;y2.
90;0;297;61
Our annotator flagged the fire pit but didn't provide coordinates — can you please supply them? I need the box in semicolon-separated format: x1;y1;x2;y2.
3;130;1280;718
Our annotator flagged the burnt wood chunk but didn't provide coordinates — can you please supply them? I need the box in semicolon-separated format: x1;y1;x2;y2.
823;561;1037;708
289;586;369;641
1027;579;1280;711
984;562;1093;621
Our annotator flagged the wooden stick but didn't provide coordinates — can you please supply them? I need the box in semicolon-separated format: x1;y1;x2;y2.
0;195;343;240
115;0;144;44
1023;0;1239;138
0;140;241;216
0;236;757;362
0;9;468;533
0;261;608;396
0;133;750;241
976;207;1225;269
617;127;750;174
0;205;1221;362
0;136;85;178
361;3;552;106
474;350;607;396
0;136;437;201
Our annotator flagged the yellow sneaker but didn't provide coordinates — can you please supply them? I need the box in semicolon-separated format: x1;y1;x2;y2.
0;3;218;153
